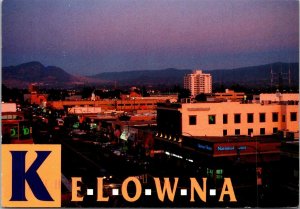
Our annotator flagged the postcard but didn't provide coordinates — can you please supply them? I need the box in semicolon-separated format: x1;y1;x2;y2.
1;0;299;208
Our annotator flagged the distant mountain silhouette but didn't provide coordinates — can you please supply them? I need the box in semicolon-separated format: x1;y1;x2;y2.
92;62;299;87
92;68;191;86
2;61;82;88
211;62;299;87
2;61;299;88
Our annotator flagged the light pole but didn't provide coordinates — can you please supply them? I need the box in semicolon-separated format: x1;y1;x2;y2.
133;97;135;111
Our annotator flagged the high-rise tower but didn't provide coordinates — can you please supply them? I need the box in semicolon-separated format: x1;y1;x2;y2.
184;70;212;97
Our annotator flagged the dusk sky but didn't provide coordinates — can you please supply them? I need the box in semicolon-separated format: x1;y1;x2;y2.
2;0;299;75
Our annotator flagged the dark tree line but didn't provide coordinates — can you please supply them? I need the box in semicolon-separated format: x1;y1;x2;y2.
2;84;28;103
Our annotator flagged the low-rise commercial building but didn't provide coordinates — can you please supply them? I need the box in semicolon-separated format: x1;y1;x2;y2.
1;103;32;143
207;89;245;102
48;97;175;111
260;93;299;103
157;100;298;138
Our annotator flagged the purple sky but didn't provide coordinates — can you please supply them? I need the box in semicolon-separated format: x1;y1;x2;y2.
2;0;299;75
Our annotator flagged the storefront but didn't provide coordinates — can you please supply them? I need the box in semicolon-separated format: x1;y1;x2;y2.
153;135;282;189
2;112;32;144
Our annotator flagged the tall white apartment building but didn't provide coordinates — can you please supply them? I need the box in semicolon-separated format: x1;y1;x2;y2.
184;70;212;97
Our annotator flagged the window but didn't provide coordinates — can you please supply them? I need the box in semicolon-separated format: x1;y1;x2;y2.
247;113;254;123
282;115;286;122
259;113;266;123
223;129;227;136
234;114;241;123
189;115;197;125
223;114;228;124
272;112;278;122
208;115;216;124
273;127;278;134
235;129;240;135
260;128;265;135
248;128;253;136
291;112;297;121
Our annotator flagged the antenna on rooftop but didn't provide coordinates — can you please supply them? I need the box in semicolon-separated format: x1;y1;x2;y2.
270;63;290;91
270;65;273;89
288;62;291;91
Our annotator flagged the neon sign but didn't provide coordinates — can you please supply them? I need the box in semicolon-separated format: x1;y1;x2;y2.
217;146;247;151
10;127;30;137
197;144;212;151
23;127;30;135
10;128;17;137
73;122;80;129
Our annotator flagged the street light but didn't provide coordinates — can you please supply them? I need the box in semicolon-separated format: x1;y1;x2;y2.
133;97;135;111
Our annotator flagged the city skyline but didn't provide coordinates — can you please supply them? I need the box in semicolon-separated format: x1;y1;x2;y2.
2;0;299;75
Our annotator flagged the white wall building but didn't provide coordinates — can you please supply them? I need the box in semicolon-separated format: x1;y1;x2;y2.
1;103;17;112
184;70;212;97
260;93;299;103
157;100;299;138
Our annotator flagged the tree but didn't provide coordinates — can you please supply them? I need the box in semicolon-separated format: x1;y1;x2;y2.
47;89;68;101
2;84;26;103
195;93;207;102
178;88;191;102
81;86;94;99
141;86;150;97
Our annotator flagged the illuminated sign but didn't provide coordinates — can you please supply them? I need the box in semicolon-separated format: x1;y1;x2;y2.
237;146;247;150
10;128;17;137
217;146;234;151
207;168;223;180
73;122;80;129
120;130;130;141
23;127;30;135
10;126;31;138
90;123;97;129
197;144;212;151
217;146;247;151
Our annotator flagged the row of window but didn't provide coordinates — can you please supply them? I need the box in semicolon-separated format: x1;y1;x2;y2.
117;103;154;106
223;127;278;136
189;112;297;125
215;94;245;96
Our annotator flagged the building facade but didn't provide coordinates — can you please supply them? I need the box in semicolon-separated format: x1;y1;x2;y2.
1;103;32;143
209;89;245;102
157;100;298;138
184;70;212;97
48;96;177;111
260;93;299;103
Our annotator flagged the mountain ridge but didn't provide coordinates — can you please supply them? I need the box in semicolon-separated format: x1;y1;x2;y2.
91;62;299;87
2;61;84;88
2;61;299;88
